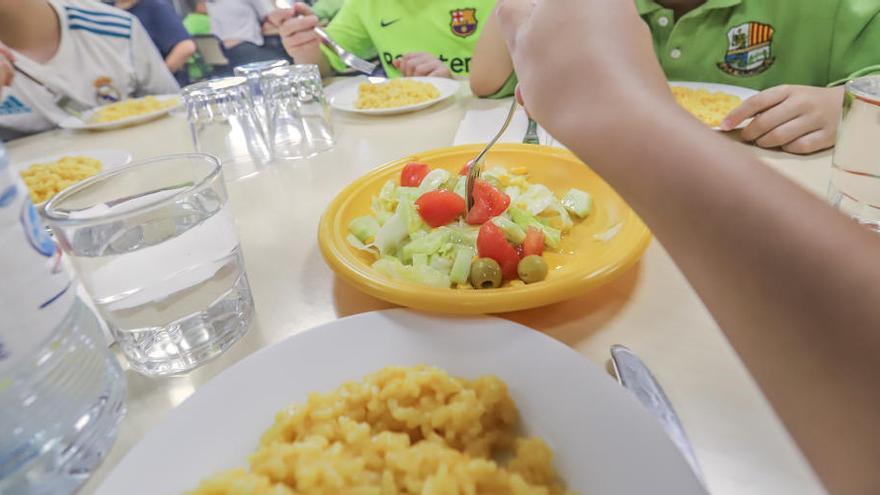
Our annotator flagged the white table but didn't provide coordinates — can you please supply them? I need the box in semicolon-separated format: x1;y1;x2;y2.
7;86;829;495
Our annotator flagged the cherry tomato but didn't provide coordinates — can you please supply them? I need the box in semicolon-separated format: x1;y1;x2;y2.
477;221;520;280
522;227;545;256
401;162;430;187
415;190;466;228
466;179;511;225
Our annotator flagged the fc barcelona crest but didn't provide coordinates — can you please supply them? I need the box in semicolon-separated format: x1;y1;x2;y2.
450;8;478;38
717;22;776;77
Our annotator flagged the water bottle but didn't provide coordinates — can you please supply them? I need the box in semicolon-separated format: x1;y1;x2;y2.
0;142;127;495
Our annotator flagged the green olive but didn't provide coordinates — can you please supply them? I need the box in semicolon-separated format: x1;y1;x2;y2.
470;258;503;289
517;255;548;284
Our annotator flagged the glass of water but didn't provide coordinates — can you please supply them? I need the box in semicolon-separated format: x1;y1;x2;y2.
828;75;880;232
43;154;256;377
183;77;271;181
261;64;335;160
233;59;289;130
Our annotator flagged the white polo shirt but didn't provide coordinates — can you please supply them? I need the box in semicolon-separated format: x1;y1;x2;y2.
0;0;179;141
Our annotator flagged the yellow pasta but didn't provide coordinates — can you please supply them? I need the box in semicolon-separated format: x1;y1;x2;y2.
355;79;441;109
19;156;102;204
90;96;177;123
186;366;576;495
671;86;742;127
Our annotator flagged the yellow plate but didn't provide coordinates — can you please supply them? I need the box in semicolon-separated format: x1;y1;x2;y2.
318;144;652;314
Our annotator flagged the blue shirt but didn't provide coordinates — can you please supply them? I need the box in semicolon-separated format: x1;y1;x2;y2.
127;0;190;58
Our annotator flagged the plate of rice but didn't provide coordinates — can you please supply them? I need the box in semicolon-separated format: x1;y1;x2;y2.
329;76;461;115
668;82;758;130
94;309;706;495
59;94;182;131
14;149;131;205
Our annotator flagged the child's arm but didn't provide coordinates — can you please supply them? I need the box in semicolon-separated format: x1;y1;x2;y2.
164;39;197;74
497;0;880;492
469;8;514;97
720;85;845;155
393;53;451;78
277;4;332;77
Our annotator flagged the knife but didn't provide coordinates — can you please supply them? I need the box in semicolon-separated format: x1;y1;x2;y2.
610;344;707;488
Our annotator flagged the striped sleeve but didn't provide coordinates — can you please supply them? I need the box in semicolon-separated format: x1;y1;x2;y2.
64;4;133;39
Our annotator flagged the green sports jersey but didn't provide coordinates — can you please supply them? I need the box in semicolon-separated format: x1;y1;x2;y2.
321;0;497;77
491;0;880;97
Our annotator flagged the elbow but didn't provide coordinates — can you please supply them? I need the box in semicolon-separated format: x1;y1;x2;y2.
179;39;197;59
469;73;502;98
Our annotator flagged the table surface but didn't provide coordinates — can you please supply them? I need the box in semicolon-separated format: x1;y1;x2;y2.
7;84;831;495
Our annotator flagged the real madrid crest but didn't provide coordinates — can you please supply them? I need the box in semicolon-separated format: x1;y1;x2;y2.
717;22;776;77
450;8;478;38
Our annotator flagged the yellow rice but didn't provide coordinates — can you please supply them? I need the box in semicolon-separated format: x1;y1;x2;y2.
90;95;177;123
19;156;102;204
355;79;441;109
671;86;742;127
186;366;576;495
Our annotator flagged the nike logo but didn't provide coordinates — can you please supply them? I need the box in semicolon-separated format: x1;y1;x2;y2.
380;18;400;28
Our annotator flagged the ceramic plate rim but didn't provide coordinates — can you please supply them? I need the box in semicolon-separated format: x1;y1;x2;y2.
318;143;652;314
58;94;182;131
329;76;460;115
94;309;707;495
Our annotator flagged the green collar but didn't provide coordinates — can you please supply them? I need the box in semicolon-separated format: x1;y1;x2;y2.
635;0;742;16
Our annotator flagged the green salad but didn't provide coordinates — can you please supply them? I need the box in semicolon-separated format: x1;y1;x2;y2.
347;162;592;289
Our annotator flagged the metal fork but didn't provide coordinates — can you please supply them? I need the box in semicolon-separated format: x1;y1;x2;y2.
314;27;377;75
13;63;91;119
465;99;518;212
523;116;540;144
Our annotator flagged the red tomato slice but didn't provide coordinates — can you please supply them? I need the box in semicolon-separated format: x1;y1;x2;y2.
415;190;466;228
401;162;430;187
459;164;469;176
477;221;520;280
522;227;545;256
466;179;511;225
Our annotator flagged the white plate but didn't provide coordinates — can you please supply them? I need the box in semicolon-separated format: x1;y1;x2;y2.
328;76;461;115
14;149;132;205
95;309;706;495
668;81;759;130
58;94;181;131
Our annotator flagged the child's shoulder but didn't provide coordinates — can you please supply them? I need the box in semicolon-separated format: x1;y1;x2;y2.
55;0;138;41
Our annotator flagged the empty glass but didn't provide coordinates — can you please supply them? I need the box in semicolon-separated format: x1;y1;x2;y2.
260;64;335;160
43;154;256;377
828;76;880;232
233;59;289;128
183;77;271;181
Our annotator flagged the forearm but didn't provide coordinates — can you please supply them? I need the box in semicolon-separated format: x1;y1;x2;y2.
469;13;514;97
566;106;880;493
164;40;196;73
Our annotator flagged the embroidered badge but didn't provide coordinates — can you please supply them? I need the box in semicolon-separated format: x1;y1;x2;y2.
718;22;775;77
450;8;478;38
93;76;121;104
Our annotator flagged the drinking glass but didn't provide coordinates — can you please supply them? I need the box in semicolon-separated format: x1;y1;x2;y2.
183;77;271;181
233;59;289;129
260;64;335;160
828;75;880;232
43;154;256;377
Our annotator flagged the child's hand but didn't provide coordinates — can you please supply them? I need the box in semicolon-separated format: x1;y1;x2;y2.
721;85;845;155
0;41;14;87
392;53;451;78
278;3;322;65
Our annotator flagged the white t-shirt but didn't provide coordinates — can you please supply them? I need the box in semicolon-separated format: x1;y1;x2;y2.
0;0;179;140
206;0;271;47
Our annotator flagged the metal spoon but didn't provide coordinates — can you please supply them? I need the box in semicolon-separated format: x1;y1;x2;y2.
465;99;518;212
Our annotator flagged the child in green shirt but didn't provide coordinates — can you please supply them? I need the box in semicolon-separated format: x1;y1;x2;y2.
470;0;880;154
274;0;497;78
